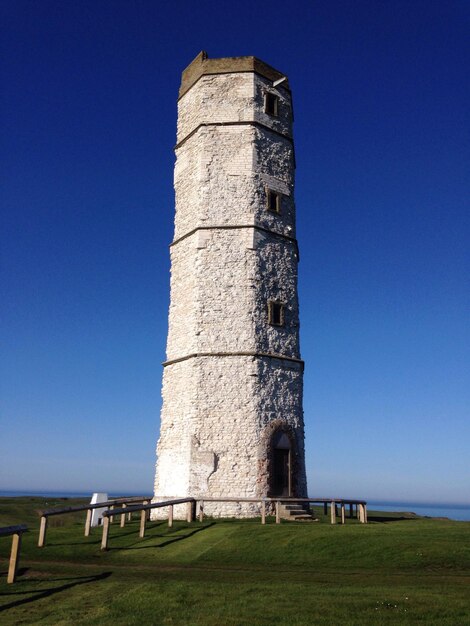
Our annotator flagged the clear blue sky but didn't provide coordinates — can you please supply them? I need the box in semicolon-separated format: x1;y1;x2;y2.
1;1;469;504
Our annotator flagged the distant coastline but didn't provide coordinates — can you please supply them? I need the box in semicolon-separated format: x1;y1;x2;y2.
1;490;469;521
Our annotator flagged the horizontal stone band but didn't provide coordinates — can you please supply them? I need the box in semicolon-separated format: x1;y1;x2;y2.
175;120;294;151
170;224;299;255
163;351;304;368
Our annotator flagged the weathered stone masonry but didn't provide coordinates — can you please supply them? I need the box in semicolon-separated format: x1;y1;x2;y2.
153;52;307;518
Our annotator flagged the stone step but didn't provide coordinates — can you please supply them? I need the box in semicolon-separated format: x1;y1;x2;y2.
278;503;316;521
286;514;317;522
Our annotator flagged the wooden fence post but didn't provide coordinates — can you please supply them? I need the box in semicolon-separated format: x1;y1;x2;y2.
261;500;266;525
144;500;151;521
101;516;110;551
120;504;127;528
109;505;114;524
168;505;173;528
364;505;368;523
140;509;147;538
199;501;204;523
330;502;336;525
186;501;193;523
84;508;92;536
7;532;22;584
341;503;345;524
38;516;48;547
275;501;280;524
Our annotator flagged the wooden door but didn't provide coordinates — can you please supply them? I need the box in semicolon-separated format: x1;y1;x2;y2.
273;448;290;496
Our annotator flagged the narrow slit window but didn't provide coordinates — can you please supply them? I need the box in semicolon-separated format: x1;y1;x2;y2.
268;301;285;326
265;92;279;116
266;189;281;213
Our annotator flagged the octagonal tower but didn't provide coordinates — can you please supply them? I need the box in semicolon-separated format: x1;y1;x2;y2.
153;52;307;517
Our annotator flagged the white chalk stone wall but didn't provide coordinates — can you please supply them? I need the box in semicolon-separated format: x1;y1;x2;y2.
153;57;307;518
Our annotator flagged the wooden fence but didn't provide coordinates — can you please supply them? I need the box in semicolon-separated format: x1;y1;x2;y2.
197;497;368;524
37;496;152;547
34;494;367;551
99;496;368;550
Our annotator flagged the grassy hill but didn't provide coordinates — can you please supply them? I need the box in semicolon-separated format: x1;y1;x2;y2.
0;497;469;625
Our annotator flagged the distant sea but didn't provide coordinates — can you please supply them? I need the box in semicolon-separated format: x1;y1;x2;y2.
1;491;469;521
367;501;470;522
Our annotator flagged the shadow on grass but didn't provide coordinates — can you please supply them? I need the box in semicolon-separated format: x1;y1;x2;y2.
49;523;164;546
0;571;112;612
108;522;216;551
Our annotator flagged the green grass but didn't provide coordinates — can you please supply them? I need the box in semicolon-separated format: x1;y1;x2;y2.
0;498;469;625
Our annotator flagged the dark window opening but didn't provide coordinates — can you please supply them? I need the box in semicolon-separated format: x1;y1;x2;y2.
266;189;281;213
265;92;279;116
268;301;285;326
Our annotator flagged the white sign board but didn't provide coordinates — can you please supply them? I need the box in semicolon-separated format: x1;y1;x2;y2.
90;492;108;527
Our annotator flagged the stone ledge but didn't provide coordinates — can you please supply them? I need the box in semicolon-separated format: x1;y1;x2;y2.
170;224;298;250
163;351;304;368
175;120;294;150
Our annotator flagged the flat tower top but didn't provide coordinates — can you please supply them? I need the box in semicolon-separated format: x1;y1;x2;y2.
179;51;290;98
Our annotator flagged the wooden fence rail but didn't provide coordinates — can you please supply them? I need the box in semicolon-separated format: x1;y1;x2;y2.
0;525;28;584
198;497;368;525
37;496;152;547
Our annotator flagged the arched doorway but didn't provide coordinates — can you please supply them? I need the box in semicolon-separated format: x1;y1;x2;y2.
271;431;292;496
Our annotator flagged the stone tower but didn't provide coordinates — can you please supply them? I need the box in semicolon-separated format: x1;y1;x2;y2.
153;52;307;517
